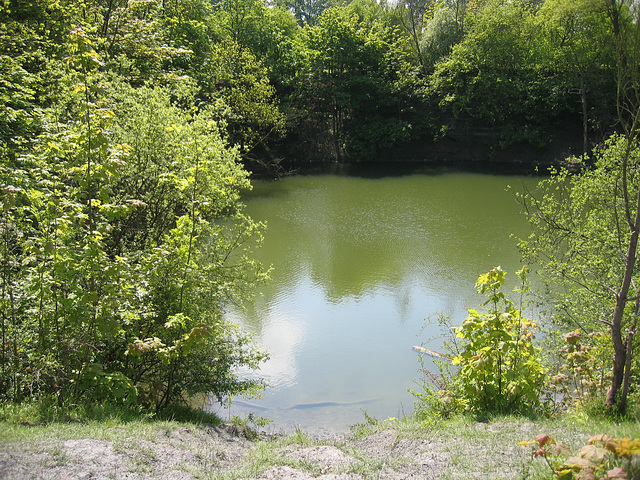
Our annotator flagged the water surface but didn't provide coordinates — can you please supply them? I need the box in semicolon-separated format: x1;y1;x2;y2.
215;169;540;433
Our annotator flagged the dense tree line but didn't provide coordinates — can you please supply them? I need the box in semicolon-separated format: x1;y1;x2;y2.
1;0;638;412
2;0;628;171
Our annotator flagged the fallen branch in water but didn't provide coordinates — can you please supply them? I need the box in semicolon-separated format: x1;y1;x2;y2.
412;345;451;360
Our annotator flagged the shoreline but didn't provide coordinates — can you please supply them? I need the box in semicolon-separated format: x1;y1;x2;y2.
2;414;638;479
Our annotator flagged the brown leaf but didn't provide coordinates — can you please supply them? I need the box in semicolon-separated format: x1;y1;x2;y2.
575;467;597;480
552;441;573;456
605;467;627;479
534;449;549;457
590;434;615;444
536;433;554;447
578;444;608;463
590;434;618;453
562;456;595;469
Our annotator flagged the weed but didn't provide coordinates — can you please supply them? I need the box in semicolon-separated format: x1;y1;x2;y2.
414;268;546;418
521;433;640;479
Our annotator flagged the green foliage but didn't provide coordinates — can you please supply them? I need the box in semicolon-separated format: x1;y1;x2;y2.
212;0;299;66
203;40;286;156
519;134;640;410
2;0;627;167
276;0;332;26
546;329;612;413
291;4;425;160
411;313;469;418
419;4;466;68
0;0;77;162
425;0;618;152
453;267;546;414
101;2;171;81
430;0;566;145
520;136;640;322
0;25;268;411
414;267;546;417
521;433;640;480
0;0;636;418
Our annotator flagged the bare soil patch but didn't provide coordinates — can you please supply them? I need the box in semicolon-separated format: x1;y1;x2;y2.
0;417;598;479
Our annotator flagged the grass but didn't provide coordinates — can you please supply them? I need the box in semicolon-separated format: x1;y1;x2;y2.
0;400;230;479
1;400;638;479
222;427;319;478
345;411;640;480
428;412;640;480
239;411;640;480
0;400;223;440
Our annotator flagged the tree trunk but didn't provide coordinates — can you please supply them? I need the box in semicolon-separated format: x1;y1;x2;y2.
408;6;427;75
606;204;640;411
602;0;640;414
619;327;635;412
580;73;588;159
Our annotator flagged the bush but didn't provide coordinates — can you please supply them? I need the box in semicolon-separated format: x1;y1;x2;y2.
414;267;547;417
521;433;640;479
0;31;268;411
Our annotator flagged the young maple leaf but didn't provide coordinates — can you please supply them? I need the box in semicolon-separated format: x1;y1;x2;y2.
590;434;618;453
536;433;554;447
604;466;627;479
551;441;572;456
615;438;640;458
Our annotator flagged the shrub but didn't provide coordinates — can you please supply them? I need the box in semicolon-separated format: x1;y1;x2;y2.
414;267;547;417
0;31;268;411
545;329;612;414
521;433;640;479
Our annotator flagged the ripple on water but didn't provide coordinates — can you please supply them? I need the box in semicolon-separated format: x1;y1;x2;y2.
219;172;540;432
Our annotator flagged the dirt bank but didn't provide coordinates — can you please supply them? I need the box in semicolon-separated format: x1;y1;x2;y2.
0;416;592;479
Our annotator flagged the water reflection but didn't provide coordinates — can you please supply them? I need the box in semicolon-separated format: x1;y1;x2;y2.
217;171;540;433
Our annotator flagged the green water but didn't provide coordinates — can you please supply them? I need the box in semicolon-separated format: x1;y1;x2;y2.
218;169;541;434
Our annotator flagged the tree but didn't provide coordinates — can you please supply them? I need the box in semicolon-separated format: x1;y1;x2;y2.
212;0;298;66
392;0;467;75
521;135;640;413
393;0;435;74
537;0;616;158
0;0;78;163
95;0;191;84
276;0;332;26
420;2;467;69
105;83;270;409
430;0;559;146
601;0;640;412
520;0;640;410
201;40;286;166
293;4;422;160
0;25;269;410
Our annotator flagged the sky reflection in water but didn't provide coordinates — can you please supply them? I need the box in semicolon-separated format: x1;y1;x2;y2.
214;171;540;434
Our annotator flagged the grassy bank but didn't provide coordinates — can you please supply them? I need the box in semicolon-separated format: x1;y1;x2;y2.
1;402;638;479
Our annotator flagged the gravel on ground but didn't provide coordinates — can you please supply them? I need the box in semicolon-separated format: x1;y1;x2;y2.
0;417;559;479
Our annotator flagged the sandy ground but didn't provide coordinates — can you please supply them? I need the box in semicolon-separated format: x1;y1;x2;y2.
0;419;549;480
